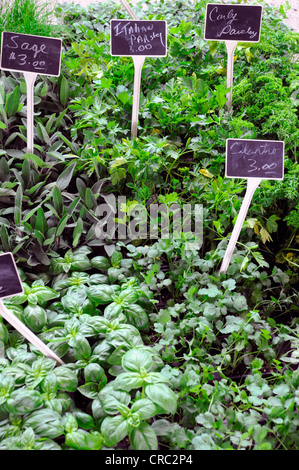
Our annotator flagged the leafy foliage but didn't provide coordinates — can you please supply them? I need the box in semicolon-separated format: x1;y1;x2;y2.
0;0;298;451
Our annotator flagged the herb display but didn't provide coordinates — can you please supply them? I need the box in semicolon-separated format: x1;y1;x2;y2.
0;0;298;452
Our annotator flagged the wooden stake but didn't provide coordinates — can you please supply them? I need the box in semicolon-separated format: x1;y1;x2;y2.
131;55;145;139
119;0;138;19
225;40;237;110
24;71;37;154
0;300;64;365
219;177;261;275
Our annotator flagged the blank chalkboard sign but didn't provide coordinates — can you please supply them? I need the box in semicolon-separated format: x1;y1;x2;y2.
205;4;263;42
111;20;167;56
226;139;284;180
0;253;23;300
1;32;62;76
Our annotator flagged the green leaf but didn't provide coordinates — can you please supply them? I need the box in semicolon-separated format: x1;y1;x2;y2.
65;430;103;450
84;363;107;385
23;152;47;169
54;367;78;392
14;184;23;225
52;185;64;216
91;256;111;270
21;428;36;450
6;389;43;414
198;285;221;298
73;217;84;247
72;334;92;360
29;285;58;303
110;167;126;185
23;409;64;439
0;223;10;251
36;122;51;145
56;212;68;237
35;207;48;235
273;384;290;398
122;348;153;373
0;322;9;344
129;422;158;450
54;108;68;130
101;415;129;447
23;304;47;332
145;384;177;414
100;389;131;415
124;304;148;329
56;162;76;191
72;410;96;430
113;372;144;392
101;77;113;89
87;284;120;305
78;382;98;399
131;398;158;420
6;86;20;117
60;76;70;106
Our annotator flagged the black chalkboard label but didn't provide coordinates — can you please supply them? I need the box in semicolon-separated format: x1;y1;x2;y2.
204;4;263;42
0;253;23;299
226;139;284;180
1;32;62;76
110;20;167;56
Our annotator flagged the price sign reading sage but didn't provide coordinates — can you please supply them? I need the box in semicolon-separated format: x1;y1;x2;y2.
0;253;23;299
226;139;284;180
204;4;263;42
110;19;167;56
1;32;62;76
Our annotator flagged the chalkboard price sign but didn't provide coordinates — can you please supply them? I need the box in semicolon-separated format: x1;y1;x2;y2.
204;3;263;42
1;32;62;76
0;253;23;300
226;139;284;180
111;20;167;56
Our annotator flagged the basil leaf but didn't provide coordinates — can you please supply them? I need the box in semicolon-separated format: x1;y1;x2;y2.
65;430;103;450
23;304;47;332
29;286;58;303
122;348;153;373
72;334;92;360
72;410;95;430
91;256;111;270
129;422;158;450
103;302;123;320
145;383;178;415
101;415;129;447
117;288;139;304
113;372;144;392
100;388;131;415
87;285;120;305
131;398;158;420
23;409;64;438
6;389;43;413
78;382;98;399
84;363;107;384
54;366;78;392
88;273;109;285
124;304;148;330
